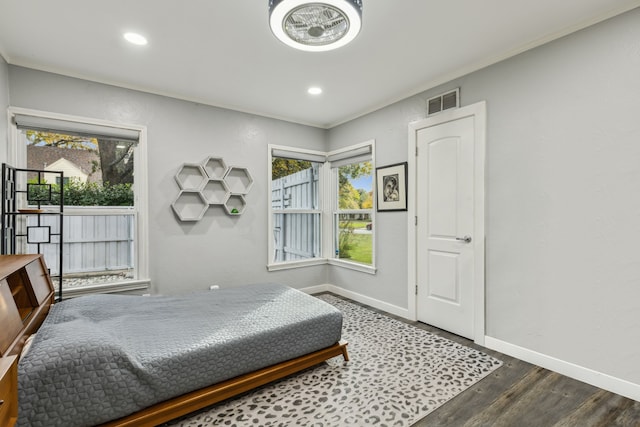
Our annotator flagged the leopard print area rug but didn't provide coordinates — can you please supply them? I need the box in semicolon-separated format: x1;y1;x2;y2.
168;294;502;426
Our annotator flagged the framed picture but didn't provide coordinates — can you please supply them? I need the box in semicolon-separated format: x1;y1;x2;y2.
376;162;407;212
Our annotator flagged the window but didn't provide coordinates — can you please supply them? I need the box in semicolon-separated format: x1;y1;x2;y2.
9;109;149;295
332;160;374;266
268;142;375;273
328;144;374;270
269;147;325;267
55;177;70;186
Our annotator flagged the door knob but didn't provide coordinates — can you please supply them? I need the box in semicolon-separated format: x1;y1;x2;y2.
456;235;472;243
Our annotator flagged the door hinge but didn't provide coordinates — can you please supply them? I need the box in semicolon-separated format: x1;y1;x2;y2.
415;285;418;295
415;216;418;226
416;146;418;156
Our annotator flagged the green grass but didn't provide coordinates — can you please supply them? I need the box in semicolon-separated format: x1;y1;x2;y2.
339;233;372;265
339;221;370;230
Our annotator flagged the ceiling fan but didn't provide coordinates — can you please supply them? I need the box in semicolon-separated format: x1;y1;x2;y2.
269;0;363;52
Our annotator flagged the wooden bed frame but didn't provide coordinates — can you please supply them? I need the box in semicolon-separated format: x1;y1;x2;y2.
0;254;349;427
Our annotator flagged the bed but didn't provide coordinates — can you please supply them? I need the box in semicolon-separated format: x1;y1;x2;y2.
0;254;348;427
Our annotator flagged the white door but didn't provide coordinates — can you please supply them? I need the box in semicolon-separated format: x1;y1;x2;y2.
416;115;477;339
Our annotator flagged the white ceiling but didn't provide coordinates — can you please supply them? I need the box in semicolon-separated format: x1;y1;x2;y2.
0;1;638;128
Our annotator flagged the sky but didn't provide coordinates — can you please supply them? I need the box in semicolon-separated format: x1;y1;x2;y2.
351;175;373;192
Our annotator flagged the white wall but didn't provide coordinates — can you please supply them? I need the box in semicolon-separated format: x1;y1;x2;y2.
6;67;328;295
329;8;640;391
0;54;9;165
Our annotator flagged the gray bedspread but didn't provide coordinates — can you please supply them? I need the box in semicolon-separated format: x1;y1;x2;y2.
17;283;343;427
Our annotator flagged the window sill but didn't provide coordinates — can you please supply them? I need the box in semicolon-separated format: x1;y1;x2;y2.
61;279;150;298
267;258;327;272
328;259;377;275
268;258;377;274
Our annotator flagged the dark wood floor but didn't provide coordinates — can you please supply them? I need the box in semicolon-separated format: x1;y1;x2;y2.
332;295;640;427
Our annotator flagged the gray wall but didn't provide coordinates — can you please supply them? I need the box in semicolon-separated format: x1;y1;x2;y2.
0;54;9;165
329;9;640;385
6;67;328;294
4;7;640;388
327;97;426;309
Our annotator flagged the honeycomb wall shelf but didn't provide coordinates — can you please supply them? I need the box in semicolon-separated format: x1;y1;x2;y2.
201;179;229;205
172;155;253;221
224;166;254;195
224;194;247;215
202;156;227;179
171;190;209;222
175;164;207;190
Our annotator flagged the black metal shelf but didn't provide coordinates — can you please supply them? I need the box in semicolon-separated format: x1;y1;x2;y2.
1;163;64;300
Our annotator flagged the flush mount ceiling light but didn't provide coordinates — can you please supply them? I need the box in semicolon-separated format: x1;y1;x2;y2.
269;0;362;52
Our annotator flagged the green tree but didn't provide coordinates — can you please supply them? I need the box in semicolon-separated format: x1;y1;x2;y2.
361;191;373;209
339;184;361;209
26;131;91;149
338;161;372;209
338;162;372;187
26;131;134;185
96;139;135;185
272;158;312;180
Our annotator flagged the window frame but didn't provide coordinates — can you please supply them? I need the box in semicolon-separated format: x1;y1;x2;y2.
7;107;150;296
267;141;376;274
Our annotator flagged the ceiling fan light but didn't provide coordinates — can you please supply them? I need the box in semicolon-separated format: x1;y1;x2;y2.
269;0;362;52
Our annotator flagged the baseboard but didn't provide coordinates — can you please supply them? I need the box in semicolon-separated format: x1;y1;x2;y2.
322;284;411;319
484;336;640;402
300;284;410;319
299;284;330;295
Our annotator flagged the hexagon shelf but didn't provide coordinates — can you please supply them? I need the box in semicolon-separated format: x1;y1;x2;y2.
201;179;228;205
224;167;254;195
172;156;253;221
175;164;207;190
202;156;227;180
224;194;247;215
171;190;208;222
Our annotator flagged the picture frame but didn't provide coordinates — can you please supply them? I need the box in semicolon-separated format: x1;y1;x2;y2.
375;162;407;212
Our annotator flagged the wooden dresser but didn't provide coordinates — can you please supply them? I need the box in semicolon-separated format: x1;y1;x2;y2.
0;355;18;427
0;254;55;427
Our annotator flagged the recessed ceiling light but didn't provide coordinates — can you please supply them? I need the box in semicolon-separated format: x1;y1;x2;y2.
308;87;323;95
123;32;148;46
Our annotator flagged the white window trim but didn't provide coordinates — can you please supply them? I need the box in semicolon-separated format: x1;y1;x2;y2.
327;258;377;274
62;280;150;298
267;141;376;273
6;107;150;290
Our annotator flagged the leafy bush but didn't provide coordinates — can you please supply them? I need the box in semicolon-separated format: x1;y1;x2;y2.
337;221;355;259
27;179;133;206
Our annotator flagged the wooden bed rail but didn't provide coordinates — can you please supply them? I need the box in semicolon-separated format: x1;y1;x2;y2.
0;255;350;427
100;341;349;427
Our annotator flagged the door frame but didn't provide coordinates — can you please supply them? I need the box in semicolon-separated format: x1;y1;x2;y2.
407;101;486;345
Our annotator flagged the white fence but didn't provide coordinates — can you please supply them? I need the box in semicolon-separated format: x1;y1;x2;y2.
27;210;135;276
272;165;320;262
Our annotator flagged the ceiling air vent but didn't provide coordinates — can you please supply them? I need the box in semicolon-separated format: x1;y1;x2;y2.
427;88;460;115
